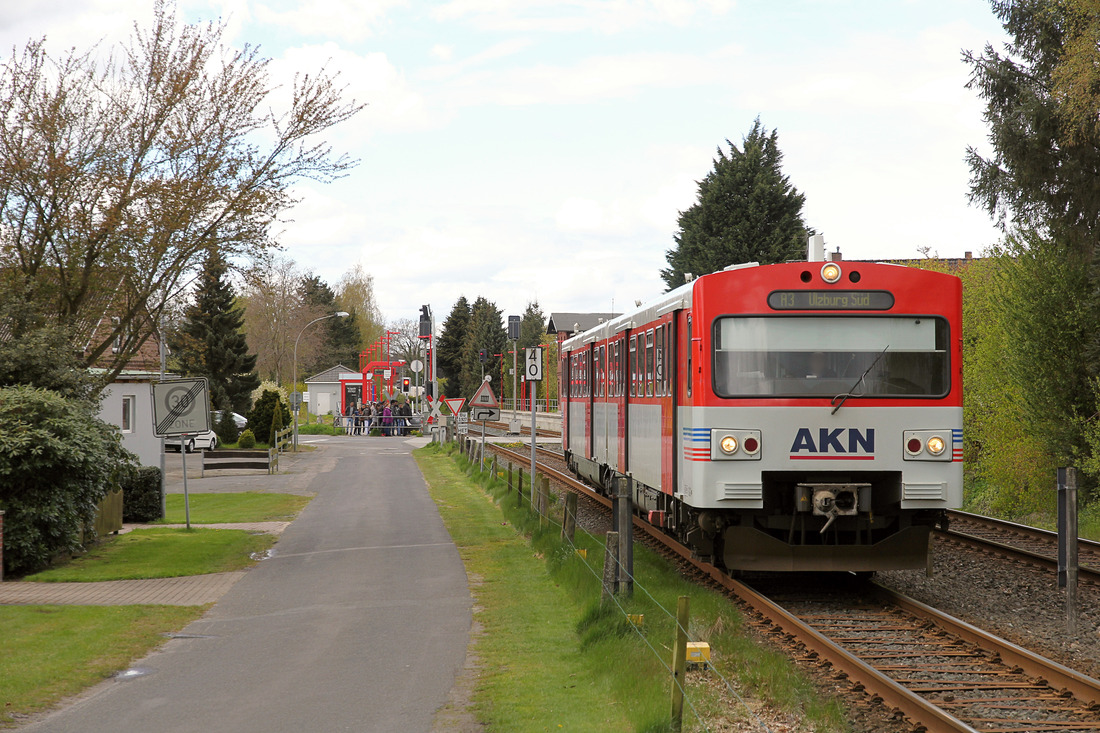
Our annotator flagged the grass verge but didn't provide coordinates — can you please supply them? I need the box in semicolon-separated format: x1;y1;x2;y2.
414;443;846;732
0;604;205;727
23;528;275;582
158;492;312;524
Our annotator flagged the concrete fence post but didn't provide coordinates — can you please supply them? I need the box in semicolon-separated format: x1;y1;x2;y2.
602;531;619;604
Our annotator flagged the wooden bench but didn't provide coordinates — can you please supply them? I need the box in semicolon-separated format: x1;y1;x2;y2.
201;450;272;477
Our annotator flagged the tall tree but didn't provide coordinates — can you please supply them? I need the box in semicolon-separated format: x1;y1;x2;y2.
0;0;360;389
435;296;470;393
301;274;362;373
336;264;384;355
965;0;1100;497
460;297;506;400
661;119;811;290
240;255;316;385
965;0;1100;238
170;249;259;413
518;301;546;351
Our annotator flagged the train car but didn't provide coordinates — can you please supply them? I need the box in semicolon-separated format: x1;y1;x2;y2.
560;243;962;573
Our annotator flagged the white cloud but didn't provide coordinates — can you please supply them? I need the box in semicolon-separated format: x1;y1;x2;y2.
271;43;435;135
430;0;732;33
252;0;403;42
440;50;719;107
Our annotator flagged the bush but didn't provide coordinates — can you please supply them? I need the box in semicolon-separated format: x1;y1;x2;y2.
0;385;136;576
246;389;288;448
121;466;163;523
214;409;239;445
238;429;257;449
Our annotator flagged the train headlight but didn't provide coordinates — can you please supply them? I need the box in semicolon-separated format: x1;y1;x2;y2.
711;429;762;461
902;430;953;461
821;262;842;283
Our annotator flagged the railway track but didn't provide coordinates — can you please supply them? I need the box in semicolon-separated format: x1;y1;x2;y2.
480;441;1100;732
476;419;560;439
942;509;1100;585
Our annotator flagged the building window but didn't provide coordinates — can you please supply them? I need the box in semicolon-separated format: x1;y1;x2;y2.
121;395;135;433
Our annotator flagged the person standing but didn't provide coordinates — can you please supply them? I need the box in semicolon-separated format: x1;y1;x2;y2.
382;401;393;437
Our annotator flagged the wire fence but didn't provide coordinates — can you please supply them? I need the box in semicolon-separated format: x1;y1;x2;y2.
450;439;775;733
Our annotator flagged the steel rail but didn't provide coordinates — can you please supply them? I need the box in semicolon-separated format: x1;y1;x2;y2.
482;444;1002;731
941;510;1100;585
875;585;1100;707
947;509;1100;554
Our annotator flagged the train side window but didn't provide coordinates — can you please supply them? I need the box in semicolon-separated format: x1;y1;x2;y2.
655;325;664;396
629;337;637;397
646;330;654;397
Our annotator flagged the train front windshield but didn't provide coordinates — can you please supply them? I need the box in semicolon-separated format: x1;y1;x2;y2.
712;316;950;398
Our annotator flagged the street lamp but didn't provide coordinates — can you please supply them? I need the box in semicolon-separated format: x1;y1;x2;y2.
293;311;350;450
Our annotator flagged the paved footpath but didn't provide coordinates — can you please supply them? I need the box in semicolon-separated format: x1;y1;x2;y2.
14;435;472;733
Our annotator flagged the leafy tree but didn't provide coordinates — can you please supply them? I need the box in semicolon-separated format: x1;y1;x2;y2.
661;119;811;289
0;302;97;402
336;264;384;355
964;0;1100;238
300;274;362;373
965;0;1100;498
460;297;506;400
0;385;136;575
170;249;259;414
435;296;471;390
0;0;360;388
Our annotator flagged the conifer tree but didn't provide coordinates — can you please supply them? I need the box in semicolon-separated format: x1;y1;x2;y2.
435;296;471;391
460;297;506;400
661;119;811;290
301;274;362;372
171;249;259;414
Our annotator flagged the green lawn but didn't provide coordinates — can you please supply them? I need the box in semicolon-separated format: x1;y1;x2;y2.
415;443;846;732
0;605;205;727
23;528;275;582
160;492;312;524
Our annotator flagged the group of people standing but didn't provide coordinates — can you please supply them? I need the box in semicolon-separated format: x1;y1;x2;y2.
344;399;413;437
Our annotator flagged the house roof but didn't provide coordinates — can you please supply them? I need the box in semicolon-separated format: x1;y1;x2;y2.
546;312;620;337
305;364;355;383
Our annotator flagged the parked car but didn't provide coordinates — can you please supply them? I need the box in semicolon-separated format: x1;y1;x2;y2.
212;410;248;430
165;430;218;453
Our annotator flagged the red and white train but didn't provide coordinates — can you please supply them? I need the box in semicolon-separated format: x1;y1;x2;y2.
559;243;962;573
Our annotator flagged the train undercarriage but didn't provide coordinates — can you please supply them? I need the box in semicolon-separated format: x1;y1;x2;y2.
566;451;949;574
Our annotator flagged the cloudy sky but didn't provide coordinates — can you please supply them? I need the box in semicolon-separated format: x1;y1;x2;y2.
1;0;1009;325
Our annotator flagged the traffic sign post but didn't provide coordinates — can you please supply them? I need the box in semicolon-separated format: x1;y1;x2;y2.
525;348;543;505
469;381;499;467
152;378;211;529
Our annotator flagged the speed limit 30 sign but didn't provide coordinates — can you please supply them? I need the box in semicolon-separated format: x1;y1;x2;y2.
525;347;543;382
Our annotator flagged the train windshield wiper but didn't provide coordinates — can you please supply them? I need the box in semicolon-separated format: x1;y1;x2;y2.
830;345;889;415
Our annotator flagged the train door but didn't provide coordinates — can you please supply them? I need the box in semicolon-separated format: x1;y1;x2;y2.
677;311;698;499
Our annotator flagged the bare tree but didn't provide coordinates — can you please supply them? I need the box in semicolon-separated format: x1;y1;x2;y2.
387;318;424;365
240;255;323;384
0;0;361;387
